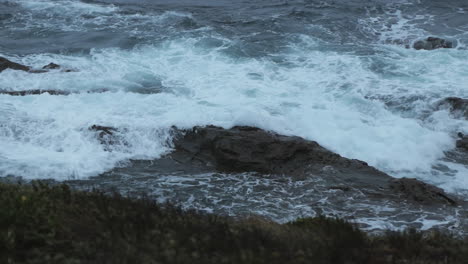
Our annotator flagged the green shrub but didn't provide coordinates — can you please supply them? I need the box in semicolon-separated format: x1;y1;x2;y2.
0;182;467;264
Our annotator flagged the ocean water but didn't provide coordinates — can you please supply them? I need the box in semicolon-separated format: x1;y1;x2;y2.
1;0;468;231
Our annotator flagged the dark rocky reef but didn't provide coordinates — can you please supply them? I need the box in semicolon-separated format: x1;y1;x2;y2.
89;125;127;151
0;56;73;73
0;89;70;96
85;125;461;207
0;56;30;72
172;126;379;177
457;133;468;151
390;178;457;206
0;88;110;96
413;37;453;50
167;126;458;206
434;97;468;120
432;97;468;152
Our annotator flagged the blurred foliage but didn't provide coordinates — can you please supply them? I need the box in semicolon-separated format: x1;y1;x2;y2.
0;182;467;264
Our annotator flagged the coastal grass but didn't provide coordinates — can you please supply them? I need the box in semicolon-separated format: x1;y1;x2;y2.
1;182;467;264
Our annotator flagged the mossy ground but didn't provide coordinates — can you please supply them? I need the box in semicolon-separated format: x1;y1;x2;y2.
1;182;467;264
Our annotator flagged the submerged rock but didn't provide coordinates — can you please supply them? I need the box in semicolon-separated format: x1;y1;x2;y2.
457;133;468;151
434;97;468;120
413;37;453;50
89;125;128;150
0;89;70;96
390;178;457;206
0;88;110;96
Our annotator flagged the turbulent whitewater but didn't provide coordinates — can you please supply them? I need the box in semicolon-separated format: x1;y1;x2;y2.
1;0;468;232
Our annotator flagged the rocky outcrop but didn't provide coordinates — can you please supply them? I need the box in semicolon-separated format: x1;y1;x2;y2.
413;37;453;50
457;133;468;151
171;126;379;177
390;178;457;206
0;89;70;96
0;56;73;73
0;88;110;96
86;125;460;206
0;56;30;72
89;125;128;150
42;63;61;70
434;97;468;120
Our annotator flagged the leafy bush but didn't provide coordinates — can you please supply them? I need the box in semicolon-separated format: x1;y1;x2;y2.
0;182;467;264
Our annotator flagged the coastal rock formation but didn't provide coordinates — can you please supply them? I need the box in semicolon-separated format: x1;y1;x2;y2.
457;133;468;151
413;37;453;50
0;56;72;73
0;89;70;96
86;125;459;206
169;126;458;206
434;97;468;120
0;88;110;96
0;56;30;72
89;125;129;151
172;126;378;177
390;178;457;206
42;63;61;70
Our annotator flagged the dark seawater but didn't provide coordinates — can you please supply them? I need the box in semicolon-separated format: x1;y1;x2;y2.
1;0;468;233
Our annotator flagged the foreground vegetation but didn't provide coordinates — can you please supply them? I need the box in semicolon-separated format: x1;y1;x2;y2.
1;182;467;264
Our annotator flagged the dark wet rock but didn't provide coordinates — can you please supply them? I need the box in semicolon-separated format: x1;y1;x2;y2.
0;56;30;72
0;89;110;96
42;62;76;72
434;97;468;120
168;126;462;206
0;89;70;96
90;125;116;136
84;125;462;207
171;126;380;178
413;37;453;50
89;125;128;150
0;56;74;73
456;133;468;151
390;178;457;206
42;63;61;70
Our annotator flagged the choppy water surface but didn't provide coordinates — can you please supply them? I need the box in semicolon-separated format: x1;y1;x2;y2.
1;0;468;233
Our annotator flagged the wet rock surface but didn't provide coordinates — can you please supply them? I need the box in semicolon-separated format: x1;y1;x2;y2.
89;125;128;150
390;178;457;206
0;88;110;96
0;89;70;96
171;126;380;177
434;97;468;120
0;56;30;72
413;37;454;50
167;126;458;206
0;56;73;73
61;125;467;234
457;133;468;151
79;125;462;207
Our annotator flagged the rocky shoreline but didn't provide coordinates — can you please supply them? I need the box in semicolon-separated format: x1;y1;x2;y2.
61;123;467;236
2;38;468;260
